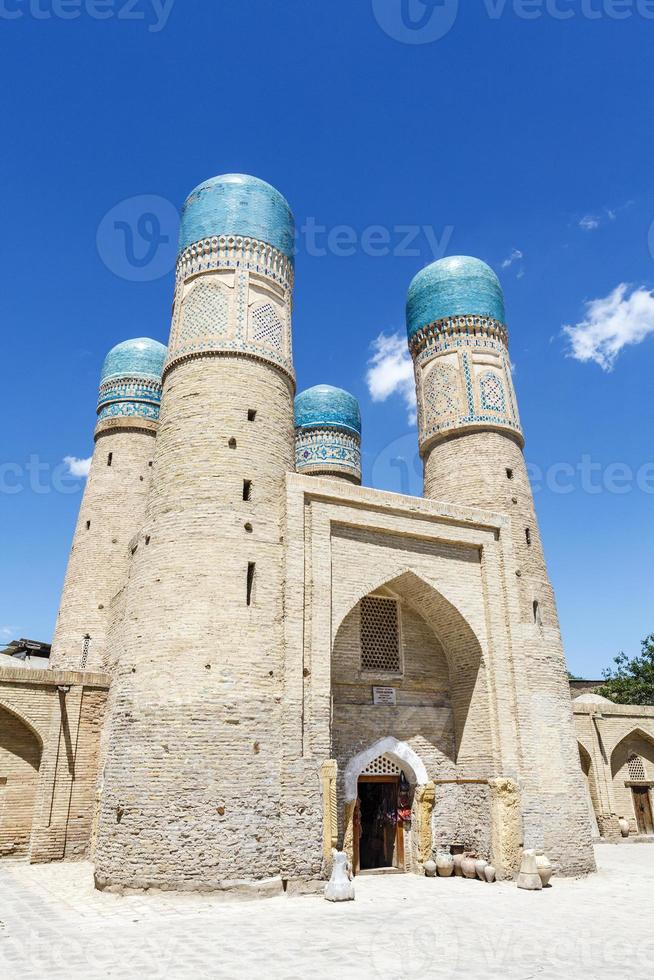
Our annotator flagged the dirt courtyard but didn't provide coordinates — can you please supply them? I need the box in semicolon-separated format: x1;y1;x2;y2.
0;842;651;979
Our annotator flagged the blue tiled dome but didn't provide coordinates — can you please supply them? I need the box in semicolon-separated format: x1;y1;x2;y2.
294;385;362;436
178;173;295;260
100;338;167;383
406;256;506;340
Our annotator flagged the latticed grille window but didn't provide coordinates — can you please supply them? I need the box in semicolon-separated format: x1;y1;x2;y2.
362;754;401;776
360;596;401;673
250;302;284;351
628;754;646;780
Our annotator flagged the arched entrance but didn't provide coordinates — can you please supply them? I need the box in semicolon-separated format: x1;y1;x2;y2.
331;570;490;874
0;704;42;858
578;742;600;838
611;729;654;836
344;738;430;874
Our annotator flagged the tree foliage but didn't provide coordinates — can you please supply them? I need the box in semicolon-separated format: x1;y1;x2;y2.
598;634;654;706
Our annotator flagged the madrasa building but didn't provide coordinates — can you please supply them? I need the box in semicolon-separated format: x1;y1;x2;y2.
1;173;652;890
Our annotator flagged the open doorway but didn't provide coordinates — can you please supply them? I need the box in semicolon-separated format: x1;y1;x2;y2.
354;776;405;874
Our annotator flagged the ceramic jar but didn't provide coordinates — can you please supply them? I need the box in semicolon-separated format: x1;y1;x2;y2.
461;854;478;879
484;864;496;883
618;817;630;838
424;859;437;878
436;849;455;877
453;853;464;877
535;851;553;887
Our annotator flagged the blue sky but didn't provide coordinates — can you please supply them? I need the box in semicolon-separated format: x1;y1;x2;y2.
2;1;653;678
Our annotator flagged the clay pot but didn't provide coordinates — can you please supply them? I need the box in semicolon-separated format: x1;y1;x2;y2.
535;851;553;887
453;854;464;877
461;855;478;879
517;848;543;891
484;864;496;883
424;859;437;878
436;849;455;878
475;859;488;881
618;817;630;838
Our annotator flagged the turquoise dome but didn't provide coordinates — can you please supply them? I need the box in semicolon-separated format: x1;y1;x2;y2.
100;338;167;383
406;256;506;339
294;385;362;436
178;173;295;260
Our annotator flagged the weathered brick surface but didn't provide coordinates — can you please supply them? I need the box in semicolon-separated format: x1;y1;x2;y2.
94;353;295;890
573;698;654;837
50;426;157;672
424;431;596;873
0;703;40;857
43;253;603;886
0;669;109;862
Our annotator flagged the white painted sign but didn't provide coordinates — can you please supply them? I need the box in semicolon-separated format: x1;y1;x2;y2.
373;686;397;706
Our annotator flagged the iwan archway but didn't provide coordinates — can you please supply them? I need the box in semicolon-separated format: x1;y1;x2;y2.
0;703;43;858
331;569;494;874
611;728;654;836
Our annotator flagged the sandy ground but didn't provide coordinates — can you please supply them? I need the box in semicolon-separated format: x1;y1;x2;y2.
0;842;652;979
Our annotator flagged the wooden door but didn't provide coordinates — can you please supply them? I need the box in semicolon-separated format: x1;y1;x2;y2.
632;788;654;835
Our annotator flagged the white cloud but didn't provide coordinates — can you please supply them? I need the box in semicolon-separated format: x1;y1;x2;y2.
579;215;601;231
563;284;654;371
501;248;523;269
0;626;15;638
366;332;416;424
64;455;92;478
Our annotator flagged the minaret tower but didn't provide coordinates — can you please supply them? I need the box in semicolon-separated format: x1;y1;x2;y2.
294;384;362;484
50;338;166;672
406;256;594;872
94;175;297;891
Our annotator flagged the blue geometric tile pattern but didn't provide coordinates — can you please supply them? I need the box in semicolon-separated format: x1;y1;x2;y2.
97;338;167;424
178;174;295;261
294;385;362;436
100;338;167;383
406;256;506;340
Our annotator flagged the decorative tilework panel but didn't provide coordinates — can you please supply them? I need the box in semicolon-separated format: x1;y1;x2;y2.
250;302;284;353
479;371;506;414
422;362;459;424
295;427;361;479
179;281;230;341
97;402;160;422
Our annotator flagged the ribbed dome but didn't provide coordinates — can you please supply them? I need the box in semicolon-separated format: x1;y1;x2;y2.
178;173;295;259
406;256;506;339
100;338;167;383
294;385;362;436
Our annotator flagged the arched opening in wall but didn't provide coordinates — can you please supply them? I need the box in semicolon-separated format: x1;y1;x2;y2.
331;570;490;874
0;704;42;858
610;729;654;836
578;742;600;838
344;741;427;875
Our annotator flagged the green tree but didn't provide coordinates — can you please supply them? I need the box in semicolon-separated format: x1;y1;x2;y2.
598;635;654;706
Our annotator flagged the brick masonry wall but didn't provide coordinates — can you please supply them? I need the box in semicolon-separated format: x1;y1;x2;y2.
573;701;654;836
0;669;109;862
50;426;157;672
424;431;596;874
332;597;456;839
94;354;295;891
0;702;40;857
